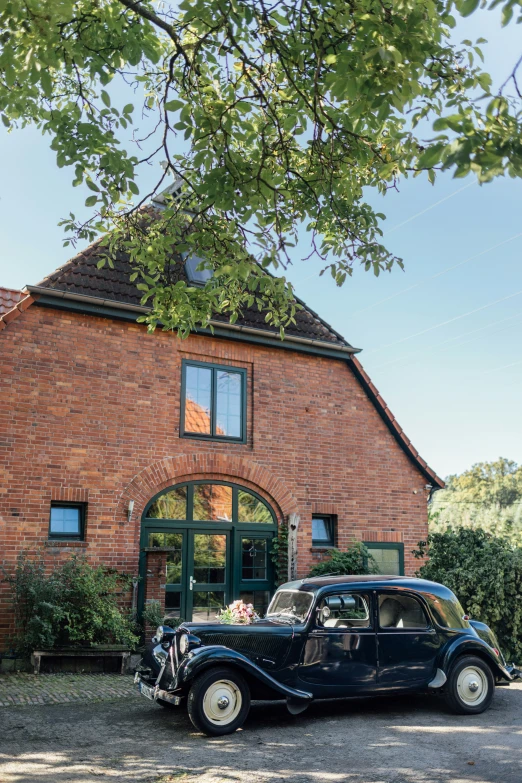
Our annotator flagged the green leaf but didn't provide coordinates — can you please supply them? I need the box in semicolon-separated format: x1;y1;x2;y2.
101;90;111;108
85;195;98;207
459;0;480;17
165;99;184;112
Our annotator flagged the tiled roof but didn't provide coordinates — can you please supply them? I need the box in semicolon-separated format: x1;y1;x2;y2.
0;287;23;316
37;237;352;347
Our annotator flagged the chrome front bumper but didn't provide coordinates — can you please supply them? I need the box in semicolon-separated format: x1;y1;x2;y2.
134;672;182;705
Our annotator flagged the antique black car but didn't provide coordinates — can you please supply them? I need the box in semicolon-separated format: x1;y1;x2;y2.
135;575;521;736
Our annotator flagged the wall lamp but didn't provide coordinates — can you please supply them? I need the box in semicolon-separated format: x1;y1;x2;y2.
127;500;135;522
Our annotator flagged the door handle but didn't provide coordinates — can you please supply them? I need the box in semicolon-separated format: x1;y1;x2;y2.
189;576;197;591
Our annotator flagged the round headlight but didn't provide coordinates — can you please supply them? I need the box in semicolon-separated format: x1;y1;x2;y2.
155;626;164;643
179;633;189;655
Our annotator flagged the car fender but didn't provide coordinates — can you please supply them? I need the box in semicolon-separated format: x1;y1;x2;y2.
176;645;313;704
439;635;513;681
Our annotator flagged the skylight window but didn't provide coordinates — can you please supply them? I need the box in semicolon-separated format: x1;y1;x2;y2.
183;253;213;286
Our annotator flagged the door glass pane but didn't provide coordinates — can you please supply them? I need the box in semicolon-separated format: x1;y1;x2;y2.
193;484;232;522
238;491;273;523
240;590;270;617
192;591;224;622
165;592;181;620
165;534;183;584
147;486;187;519
193;534;226;583
379;594;428;629
370;547;400;575
241;538;267;580
185;365;212;434
215;370;242;438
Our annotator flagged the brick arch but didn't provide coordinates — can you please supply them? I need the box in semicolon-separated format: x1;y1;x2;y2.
116;453;299;546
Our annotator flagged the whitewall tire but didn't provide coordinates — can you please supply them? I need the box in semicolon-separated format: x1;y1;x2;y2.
187;667;251;736
444;655;494;715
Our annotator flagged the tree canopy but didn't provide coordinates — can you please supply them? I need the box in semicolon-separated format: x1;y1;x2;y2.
430;457;522;539
2;0;522;334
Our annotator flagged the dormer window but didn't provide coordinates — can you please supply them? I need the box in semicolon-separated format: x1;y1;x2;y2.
183;253;213;286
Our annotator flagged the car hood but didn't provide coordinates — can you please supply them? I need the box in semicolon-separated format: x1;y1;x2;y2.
178;619;295;670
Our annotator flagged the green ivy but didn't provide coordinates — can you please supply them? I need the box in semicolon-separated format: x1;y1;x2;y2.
414;528;522;662
2;552;139;655
270;522;289;587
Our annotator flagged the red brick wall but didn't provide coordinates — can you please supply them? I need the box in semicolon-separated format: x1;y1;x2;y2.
0;304;430;648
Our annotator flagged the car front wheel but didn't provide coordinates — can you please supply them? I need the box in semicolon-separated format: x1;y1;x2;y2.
187;666;251;736
444;655;495;714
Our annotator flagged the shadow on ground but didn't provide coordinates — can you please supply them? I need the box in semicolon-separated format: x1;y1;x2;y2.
0;683;521;783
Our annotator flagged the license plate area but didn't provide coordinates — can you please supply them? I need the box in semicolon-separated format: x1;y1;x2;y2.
139;681;156;701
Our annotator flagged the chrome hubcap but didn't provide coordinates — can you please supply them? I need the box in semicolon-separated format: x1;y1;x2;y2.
457;666;488;706
202;680;242;725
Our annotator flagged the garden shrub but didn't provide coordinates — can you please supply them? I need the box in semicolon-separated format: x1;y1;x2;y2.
2;551;139;655
307;542;377;578
414;528;522;662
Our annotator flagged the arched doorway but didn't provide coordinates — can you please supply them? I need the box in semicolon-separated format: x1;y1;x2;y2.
139;480;278;622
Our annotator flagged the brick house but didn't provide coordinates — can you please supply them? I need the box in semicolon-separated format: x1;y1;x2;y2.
0;238;443;647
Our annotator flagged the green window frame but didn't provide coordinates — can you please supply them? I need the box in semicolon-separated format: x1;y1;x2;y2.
365;542;404;576
180;359;247;443
49;502;86;541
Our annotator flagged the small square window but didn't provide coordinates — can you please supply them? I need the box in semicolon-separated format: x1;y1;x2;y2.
181;360;247;442
49;503;85;540
312;515;335;547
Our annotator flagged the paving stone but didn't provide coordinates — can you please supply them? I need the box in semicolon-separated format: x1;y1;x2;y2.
0;672;139;707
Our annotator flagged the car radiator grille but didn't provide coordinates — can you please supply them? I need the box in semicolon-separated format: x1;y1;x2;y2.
197;633;286;660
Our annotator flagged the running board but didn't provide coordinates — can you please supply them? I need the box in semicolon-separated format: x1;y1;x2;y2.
428;669;447;689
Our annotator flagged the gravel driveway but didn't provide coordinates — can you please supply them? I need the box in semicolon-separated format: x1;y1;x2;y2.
1;681;521;783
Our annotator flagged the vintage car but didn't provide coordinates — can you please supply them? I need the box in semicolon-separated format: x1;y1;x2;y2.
134;575;521;736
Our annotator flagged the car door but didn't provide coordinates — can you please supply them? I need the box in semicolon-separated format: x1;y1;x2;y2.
376;590;439;687
298;591;377;695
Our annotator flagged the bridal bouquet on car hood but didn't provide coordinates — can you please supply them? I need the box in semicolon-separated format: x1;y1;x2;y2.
219;600;259;624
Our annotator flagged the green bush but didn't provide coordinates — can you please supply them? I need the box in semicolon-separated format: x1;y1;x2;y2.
2;552;139;655
307;542;377;578
414;528;522;662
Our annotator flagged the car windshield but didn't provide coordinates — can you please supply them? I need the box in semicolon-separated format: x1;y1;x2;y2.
266;589;314;623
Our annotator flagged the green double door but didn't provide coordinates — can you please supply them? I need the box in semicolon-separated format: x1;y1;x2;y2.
146;527;274;622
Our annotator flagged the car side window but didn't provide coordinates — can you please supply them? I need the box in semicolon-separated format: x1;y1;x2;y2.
318;593;371;629
378;593;428;629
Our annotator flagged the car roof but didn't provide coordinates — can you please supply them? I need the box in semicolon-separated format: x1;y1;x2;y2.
278;575;457;602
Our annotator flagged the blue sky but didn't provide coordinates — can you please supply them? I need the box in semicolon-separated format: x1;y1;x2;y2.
0;8;520;481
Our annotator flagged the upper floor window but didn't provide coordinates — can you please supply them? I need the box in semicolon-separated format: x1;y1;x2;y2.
181;360;247;442
49;502;86;540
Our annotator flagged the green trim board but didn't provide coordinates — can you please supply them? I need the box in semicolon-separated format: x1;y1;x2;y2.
364;542;405;576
